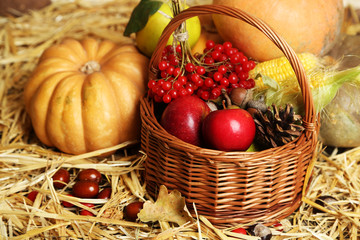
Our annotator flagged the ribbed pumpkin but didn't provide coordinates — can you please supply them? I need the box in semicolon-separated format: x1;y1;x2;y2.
24;38;149;155
212;0;344;61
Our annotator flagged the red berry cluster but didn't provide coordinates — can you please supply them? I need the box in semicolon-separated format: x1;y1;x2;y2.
148;40;257;103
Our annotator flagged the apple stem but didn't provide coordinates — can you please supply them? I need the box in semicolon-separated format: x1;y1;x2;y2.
222;88;232;108
222;100;227;109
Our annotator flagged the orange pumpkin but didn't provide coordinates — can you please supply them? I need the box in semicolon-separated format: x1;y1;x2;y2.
24;38;149;155
212;0;344;61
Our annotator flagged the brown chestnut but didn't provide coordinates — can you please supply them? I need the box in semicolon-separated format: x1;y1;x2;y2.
124;201;144;222
230;88;253;108
72;180;99;198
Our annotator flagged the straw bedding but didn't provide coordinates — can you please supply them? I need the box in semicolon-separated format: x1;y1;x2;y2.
0;0;359;239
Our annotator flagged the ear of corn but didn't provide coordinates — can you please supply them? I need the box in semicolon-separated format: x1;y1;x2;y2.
251;53;360;114
249;53;322;91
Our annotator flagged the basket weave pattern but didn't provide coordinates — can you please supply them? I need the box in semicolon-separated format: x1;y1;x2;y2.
140;4;319;227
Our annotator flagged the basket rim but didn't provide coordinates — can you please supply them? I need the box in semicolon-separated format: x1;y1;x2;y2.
148;4;319;130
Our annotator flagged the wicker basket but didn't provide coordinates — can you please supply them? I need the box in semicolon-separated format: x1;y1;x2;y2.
140;4;319;227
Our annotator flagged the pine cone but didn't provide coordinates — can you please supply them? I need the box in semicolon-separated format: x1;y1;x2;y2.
253;104;305;148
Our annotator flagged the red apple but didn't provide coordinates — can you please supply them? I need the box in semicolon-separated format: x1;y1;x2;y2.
160;95;211;146
202;108;256;151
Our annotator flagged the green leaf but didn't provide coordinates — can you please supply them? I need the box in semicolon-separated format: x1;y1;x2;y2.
124;0;163;37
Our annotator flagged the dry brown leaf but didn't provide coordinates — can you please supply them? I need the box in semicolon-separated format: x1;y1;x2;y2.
138;185;193;226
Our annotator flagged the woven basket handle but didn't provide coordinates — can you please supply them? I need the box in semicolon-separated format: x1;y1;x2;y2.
149;4;317;130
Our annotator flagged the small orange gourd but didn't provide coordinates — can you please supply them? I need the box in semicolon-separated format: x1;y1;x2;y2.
24;38;149;155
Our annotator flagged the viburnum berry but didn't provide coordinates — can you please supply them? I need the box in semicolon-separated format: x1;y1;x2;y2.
173;81;182;89
157;88;165;97
185;86;194;95
200;91;210;100
157;79;165;87
196;66;206;75
166;66;175;75
226;63;234;70
218;54;227;62
239;54;248;64
204;77;214;88
173;67;181;77
230;53;240;64
162;45;174;56
204;57;214;65
223;41;232;49
178;76;187;85
186;82;196;90
169;56;179;66
158;60;169;71
196;88;204;97
162;94;172;103
247;78;256;89
151;84;160;94
211;50;221;61
220;77;229;87
185;63;195;72
178;88;188;97
218;65;227;74
166;45;173;52
148;80;156;89
162;81;172;91
194;78;204;87
239;79;254;89
214;44;224;52
162;48;168;56
248;60;256;70
228;73;238;84
160;71;167;78
211;87;222;99
231;83;240;89
238;71;249;81
175;44;182;53
234;64;243;73
190;73;200;83
225;47;236;56
169;89;178;99
213;72;223;82
205;40;215;50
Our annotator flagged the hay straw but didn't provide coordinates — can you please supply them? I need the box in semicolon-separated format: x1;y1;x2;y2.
0;0;360;239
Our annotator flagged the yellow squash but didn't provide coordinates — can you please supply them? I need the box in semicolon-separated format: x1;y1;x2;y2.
24;38;149;155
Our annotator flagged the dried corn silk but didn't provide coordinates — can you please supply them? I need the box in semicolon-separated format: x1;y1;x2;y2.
0;0;360;239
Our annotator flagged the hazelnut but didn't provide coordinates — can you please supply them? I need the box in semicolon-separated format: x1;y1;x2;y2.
249;223;272;240
230;88;253;109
